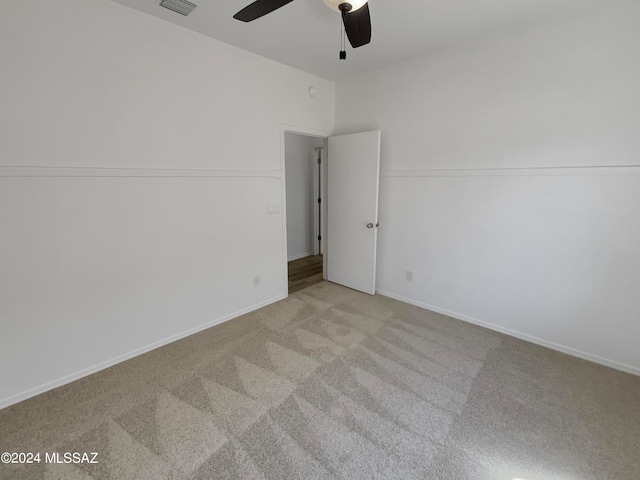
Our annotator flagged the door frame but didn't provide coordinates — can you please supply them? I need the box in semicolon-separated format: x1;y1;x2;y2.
280;124;330;297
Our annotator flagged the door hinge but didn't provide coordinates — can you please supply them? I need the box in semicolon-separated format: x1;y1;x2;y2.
317;158;321;164
318;235;322;241
317;198;322;203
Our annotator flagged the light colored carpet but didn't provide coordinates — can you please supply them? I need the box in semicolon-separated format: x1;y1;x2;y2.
1;281;639;479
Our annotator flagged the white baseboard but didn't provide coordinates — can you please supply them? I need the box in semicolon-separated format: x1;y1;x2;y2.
376;289;640;378
287;251;314;261
0;293;286;410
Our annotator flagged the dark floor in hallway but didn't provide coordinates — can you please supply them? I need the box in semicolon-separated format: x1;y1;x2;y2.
288;254;323;293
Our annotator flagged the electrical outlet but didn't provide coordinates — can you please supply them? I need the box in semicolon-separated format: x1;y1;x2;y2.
253;275;261;286
406;271;413;281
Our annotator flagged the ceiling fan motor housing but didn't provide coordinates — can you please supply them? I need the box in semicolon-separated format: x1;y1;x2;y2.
323;0;367;13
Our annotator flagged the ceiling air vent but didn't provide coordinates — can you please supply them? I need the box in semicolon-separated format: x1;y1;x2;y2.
160;0;198;16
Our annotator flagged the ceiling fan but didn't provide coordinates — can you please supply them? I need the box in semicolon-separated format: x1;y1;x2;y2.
233;0;372;58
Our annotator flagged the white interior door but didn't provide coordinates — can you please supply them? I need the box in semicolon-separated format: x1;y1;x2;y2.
327;130;381;295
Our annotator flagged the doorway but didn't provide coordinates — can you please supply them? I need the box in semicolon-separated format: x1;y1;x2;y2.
282;126;381;296
284;131;327;293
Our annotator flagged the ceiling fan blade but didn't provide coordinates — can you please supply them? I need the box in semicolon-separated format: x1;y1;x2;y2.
233;0;296;22
342;3;371;48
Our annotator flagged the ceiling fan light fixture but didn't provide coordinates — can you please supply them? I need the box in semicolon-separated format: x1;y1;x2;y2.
323;0;368;14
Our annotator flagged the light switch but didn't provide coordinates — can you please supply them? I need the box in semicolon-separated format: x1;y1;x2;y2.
267;203;281;214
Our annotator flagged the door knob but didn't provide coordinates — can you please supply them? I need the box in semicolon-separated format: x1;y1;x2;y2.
367;223;374;228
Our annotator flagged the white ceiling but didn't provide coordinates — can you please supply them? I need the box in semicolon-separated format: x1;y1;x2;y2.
110;0;609;81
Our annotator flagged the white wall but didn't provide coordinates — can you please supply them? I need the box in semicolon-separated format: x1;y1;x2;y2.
0;0;334;408
284;133;316;261
336;0;640;374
